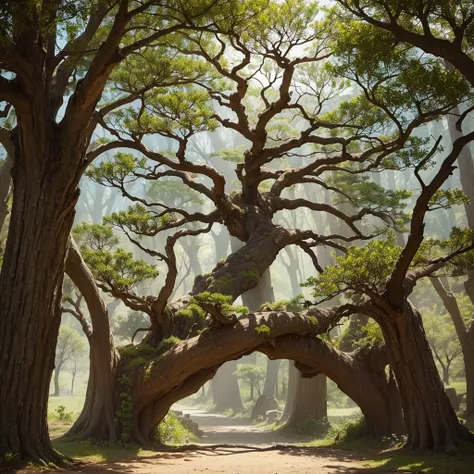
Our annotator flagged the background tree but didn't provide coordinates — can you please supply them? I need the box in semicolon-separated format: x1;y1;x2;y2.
53;326;86;397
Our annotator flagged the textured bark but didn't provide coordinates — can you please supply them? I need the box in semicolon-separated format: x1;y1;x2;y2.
378;301;472;451
0;125;81;462
282;362;298;421
65;239;118;442
121;310;402;443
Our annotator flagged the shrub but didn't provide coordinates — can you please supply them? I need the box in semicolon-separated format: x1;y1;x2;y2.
154;413;194;445
54;405;73;423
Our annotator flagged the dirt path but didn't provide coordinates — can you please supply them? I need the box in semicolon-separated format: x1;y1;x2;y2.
69;445;367;473
57;408;369;473
179;407;313;445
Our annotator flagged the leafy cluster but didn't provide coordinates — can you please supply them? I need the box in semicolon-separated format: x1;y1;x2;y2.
73;223;159;291
303;238;402;300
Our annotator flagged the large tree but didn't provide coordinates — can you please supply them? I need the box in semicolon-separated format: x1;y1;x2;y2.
0;0;258;463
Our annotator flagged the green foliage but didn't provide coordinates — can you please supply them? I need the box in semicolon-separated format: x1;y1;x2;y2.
429;189;470;210
154;412;194;445
286;416;331;437
156;336;181;353
73;222;119;250
0;451;18;468
116;87;218;138
234;364;266;396
105;203;173;236
255;324;271;335
81;246;159;291
114;374;133;445
54;405;74;423
191;292;248;318
259;295;305;312
303;238;402;300
356;320;384;347
328;171;411;226
327;416;366;443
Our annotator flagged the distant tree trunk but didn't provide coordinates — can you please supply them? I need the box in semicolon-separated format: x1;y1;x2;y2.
442;365;450;386
378;301;472;451
288;374;327;426
282;362;298;421
71;371;76;396
53;364;63;397
263;359;281;398
212;361;244;413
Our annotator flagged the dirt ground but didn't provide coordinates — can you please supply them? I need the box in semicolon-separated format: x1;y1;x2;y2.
68;446;366;473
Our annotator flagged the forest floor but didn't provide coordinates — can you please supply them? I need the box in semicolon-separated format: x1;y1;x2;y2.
16;406;474;473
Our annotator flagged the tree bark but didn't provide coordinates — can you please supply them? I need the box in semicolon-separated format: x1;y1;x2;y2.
378;301;472;452
0;127;81;463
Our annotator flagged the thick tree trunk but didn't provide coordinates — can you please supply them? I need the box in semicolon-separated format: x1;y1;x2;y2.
65;239;118;442
379;301;472;451
0;128;81;462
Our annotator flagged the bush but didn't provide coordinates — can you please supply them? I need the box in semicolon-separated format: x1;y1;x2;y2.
54;405;73;423
328;416;366;442
154;413;194;445
0;452;18;468
286;416;331;437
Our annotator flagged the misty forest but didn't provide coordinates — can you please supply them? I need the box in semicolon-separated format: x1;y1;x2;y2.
2;1;474;473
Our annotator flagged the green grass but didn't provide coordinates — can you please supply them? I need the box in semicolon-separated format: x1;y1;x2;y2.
362;449;474;473
48;395;85;417
52;439;157;463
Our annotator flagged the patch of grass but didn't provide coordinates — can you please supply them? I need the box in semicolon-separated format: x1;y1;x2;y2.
362;448;474;473
52;439;155;463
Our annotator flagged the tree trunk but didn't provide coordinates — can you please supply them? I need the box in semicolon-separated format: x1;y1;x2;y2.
71;373;76;396
65;239;118;442
379;301;472;452
263;359;281;398
442;366;450;386
53;364;63;397
282;362;298;421
0;128;81;462
286;374;327;428
212;361;244;413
